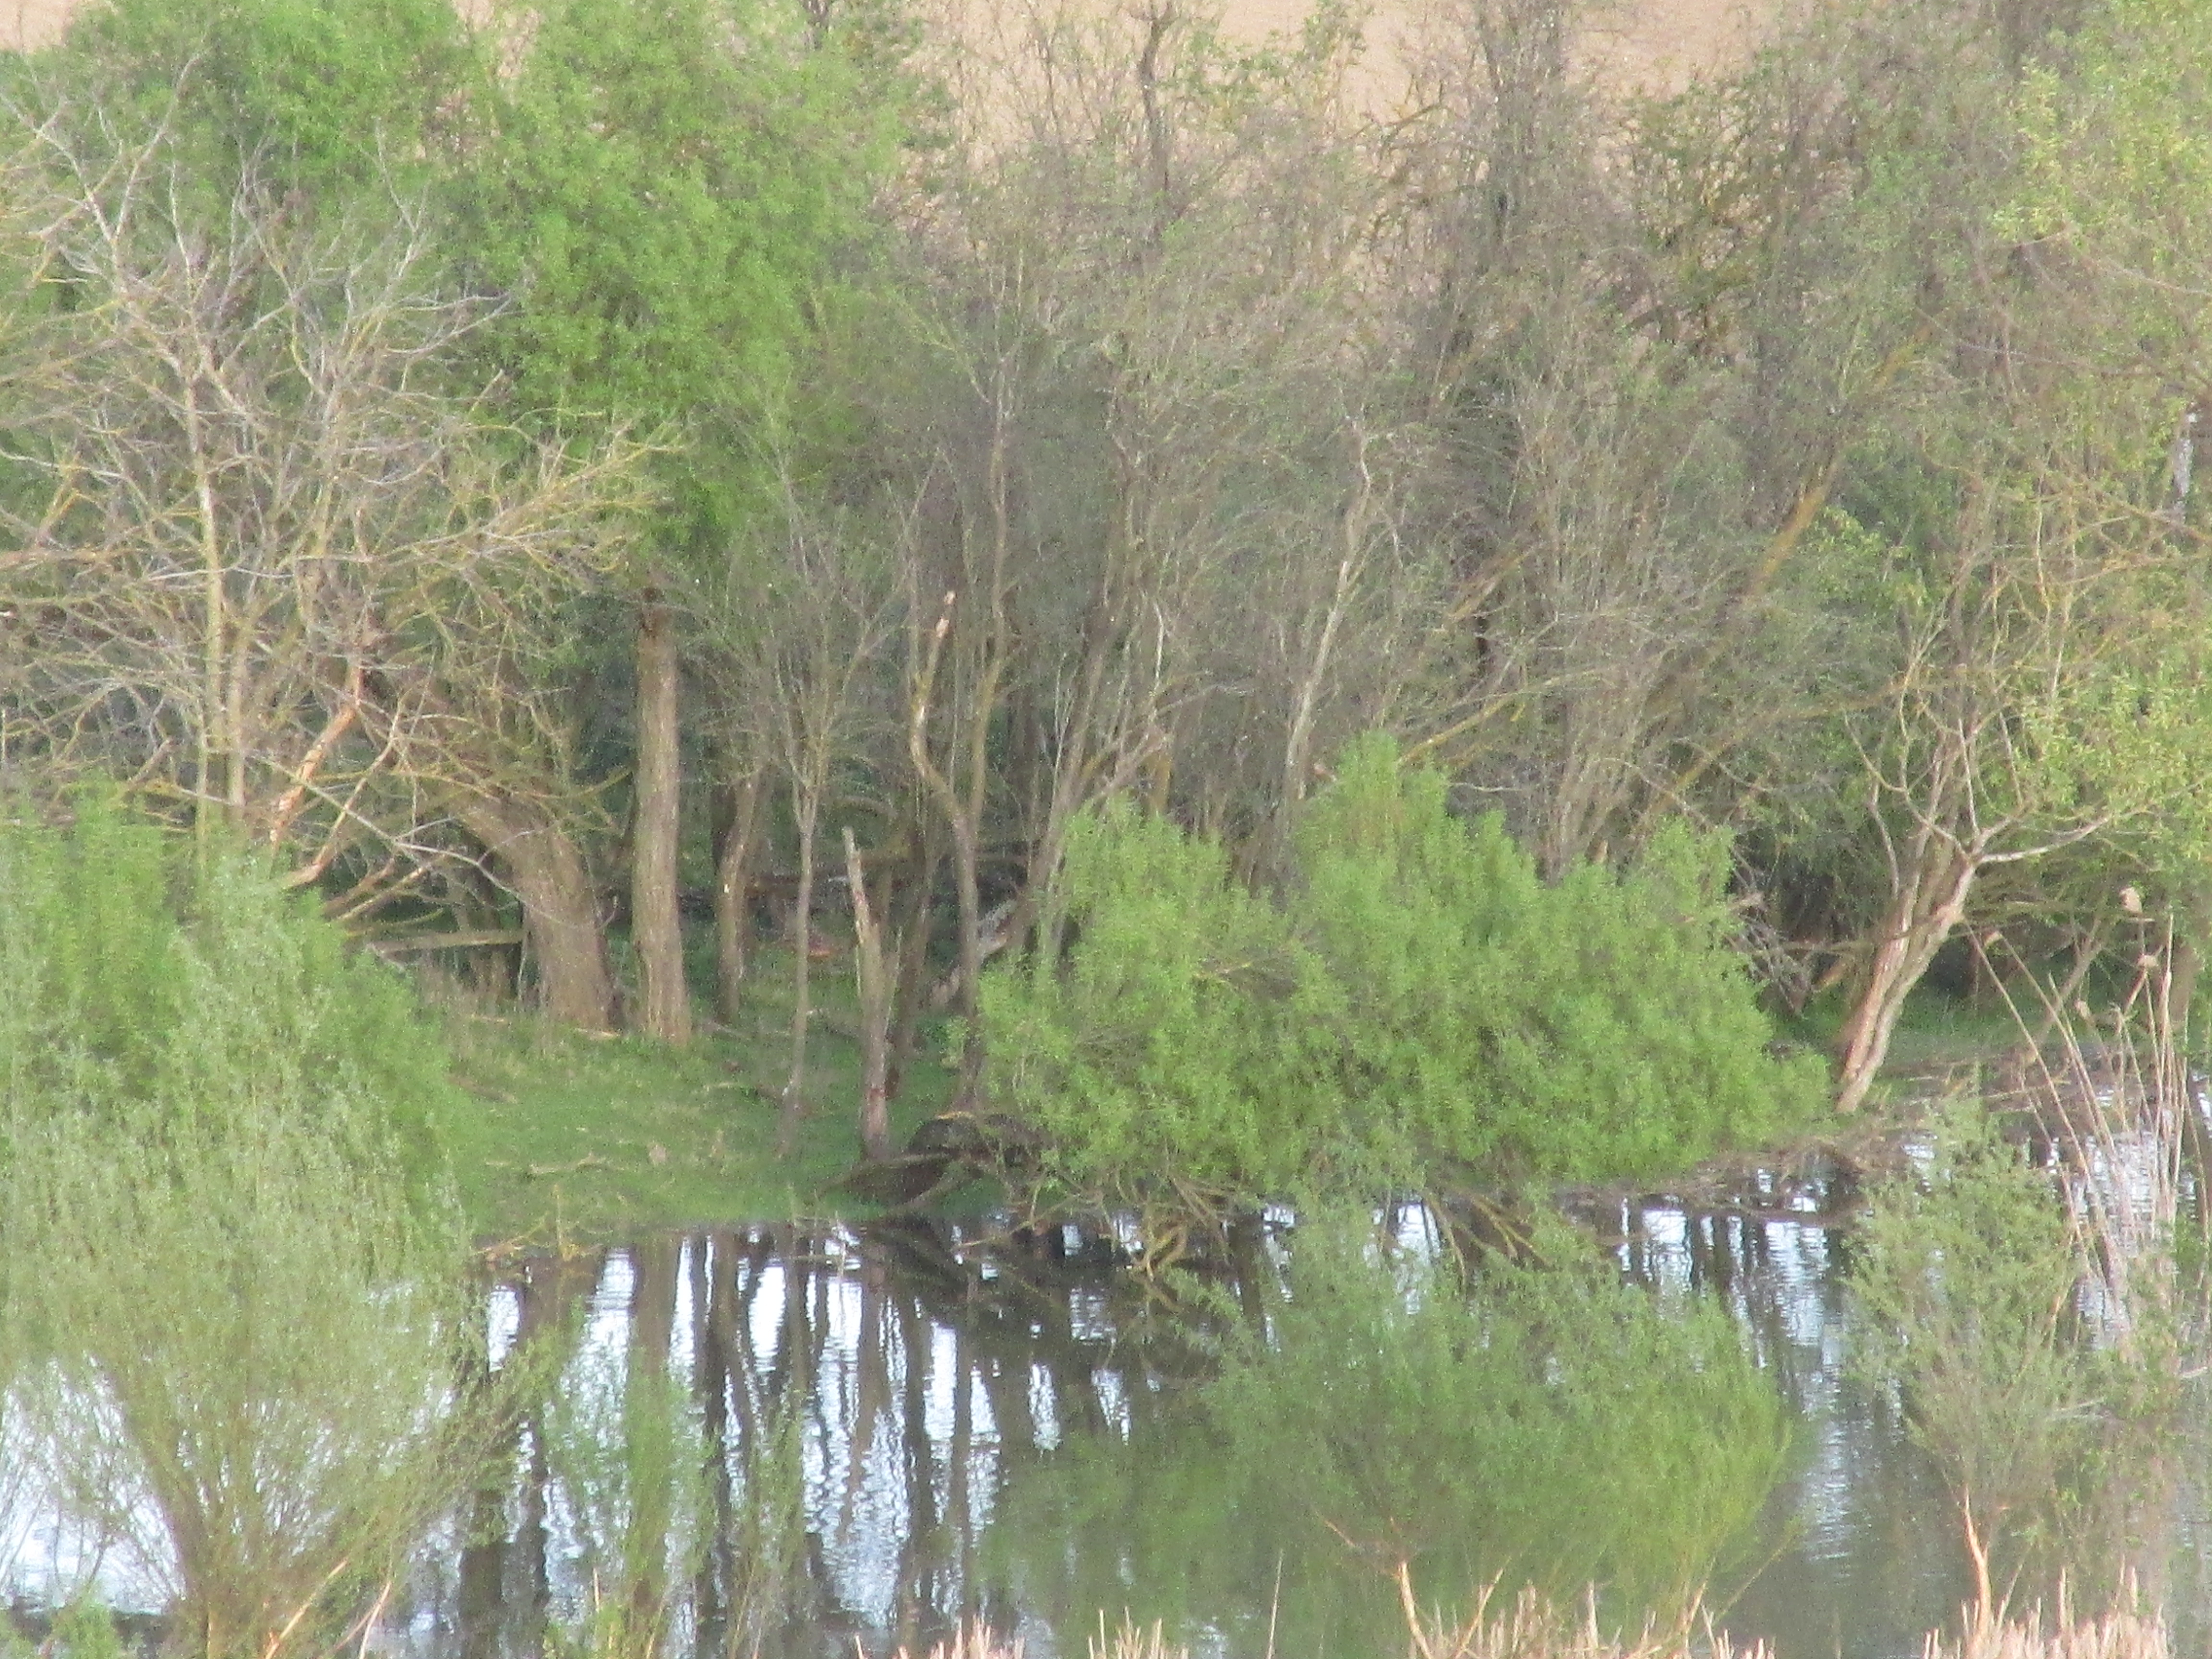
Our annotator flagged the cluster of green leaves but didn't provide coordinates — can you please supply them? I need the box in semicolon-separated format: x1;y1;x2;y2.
1298;736;1826;1179
0;798;455;1176
20;0;476;209
22;0;909;524
467;0;900;427
981;803;1349;1216
982;736;1823;1222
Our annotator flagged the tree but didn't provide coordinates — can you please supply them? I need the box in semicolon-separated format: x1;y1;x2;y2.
0;98;641;1019
20;0;478;211
463;0;906;1042
721;491;895;1150
2009;0;2212;1014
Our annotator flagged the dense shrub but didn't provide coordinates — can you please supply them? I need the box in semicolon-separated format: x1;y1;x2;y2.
981;737;1823;1222
0;801;484;1659
0;799;455;1174
1298;736;1825;1181
981;805;1350;1219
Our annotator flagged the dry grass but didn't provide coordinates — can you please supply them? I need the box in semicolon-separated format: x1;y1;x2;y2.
902;1588;2174;1659
1923;1606;2171;1659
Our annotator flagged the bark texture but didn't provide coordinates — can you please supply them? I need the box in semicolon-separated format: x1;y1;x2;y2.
631;594;691;1043
457;792;616;1031
844;827;894;1162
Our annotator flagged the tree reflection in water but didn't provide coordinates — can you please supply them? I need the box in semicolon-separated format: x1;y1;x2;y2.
397;1201;1976;1659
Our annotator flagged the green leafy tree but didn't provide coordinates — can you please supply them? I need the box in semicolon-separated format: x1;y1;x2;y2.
461;0;910;1041
18;0;479;212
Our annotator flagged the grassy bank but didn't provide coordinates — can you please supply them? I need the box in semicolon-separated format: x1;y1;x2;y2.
438;944;957;1243
436;969;2024;1245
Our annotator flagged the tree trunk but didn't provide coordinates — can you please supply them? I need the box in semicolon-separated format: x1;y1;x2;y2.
779;784;821;1155
948;818;986;1100
2168;880;2212;1037
845;827;893;1162
713;771;765;1026
1834;847;1978;1113
456;792;616;1031
886;836;942;1102
631;593;691;1043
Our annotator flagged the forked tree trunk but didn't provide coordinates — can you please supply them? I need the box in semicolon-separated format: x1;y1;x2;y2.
844;827;894;1162
457;793;616;1031
630;592;691;1043
1835;847;1978;1114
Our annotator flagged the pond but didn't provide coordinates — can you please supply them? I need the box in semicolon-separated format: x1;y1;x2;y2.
9;1142;2212;1659
391;1193;1995;1659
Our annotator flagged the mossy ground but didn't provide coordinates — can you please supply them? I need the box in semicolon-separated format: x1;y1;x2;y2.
437;944;958;1243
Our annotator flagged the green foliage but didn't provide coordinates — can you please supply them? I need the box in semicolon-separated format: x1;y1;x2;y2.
981;804;1347;1217
0;799;457;1178
0;796;180;1103
1847;1103;2122;1565
1207;1212;1790;1616
0;805;501;1659
1297;735;1826;1181
2014;0;2212;309
983;737;1821;1222
25;0;478;209
466;0;907;536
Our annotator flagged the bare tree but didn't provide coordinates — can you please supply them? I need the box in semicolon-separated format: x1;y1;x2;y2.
718;492;897;1152
0;90;641;1022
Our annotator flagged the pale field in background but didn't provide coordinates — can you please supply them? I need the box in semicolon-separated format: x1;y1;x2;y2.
0;0;67;50
1;0;1765;92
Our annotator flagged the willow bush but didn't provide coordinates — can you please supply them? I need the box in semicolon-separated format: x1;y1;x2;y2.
1846;1101;2170;1608
979;803;1350;1220
0;800;450;1173
981;737;1822;1225
0;802;494;1659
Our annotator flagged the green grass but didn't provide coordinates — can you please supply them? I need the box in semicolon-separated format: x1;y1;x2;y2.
437;945;957;1243
1779;981;2021;1076
436;958;2030;1243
